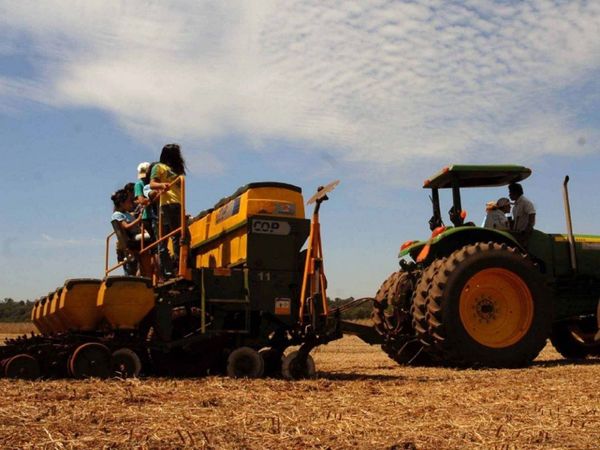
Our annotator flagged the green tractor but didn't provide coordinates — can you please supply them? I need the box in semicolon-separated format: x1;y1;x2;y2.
373;165;600;367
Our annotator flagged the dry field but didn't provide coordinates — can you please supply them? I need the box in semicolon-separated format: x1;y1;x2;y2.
0;323;599;450
0;321;36;340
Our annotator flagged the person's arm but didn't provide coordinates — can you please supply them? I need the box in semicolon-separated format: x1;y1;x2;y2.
134;182;150;207
149;178;169;191
118;214;142;231
149;164;170;191
136;195;150;208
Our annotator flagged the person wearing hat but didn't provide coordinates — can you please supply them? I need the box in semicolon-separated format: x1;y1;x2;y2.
483;197;510;231
134;162;153;231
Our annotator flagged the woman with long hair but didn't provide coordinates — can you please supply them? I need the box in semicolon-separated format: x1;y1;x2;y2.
149;143;187;276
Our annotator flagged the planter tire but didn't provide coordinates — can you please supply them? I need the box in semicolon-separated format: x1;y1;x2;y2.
226;347;264;379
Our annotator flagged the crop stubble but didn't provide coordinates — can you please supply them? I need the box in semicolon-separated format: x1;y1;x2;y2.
0;324;598;450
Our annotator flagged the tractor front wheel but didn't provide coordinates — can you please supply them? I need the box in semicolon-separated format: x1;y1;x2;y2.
550;318;600;359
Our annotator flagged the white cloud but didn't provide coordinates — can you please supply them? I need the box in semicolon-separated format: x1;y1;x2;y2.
1;0;599;181
37;233;103;249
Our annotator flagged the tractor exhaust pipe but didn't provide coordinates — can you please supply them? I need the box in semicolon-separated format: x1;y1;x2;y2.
562;175;577;272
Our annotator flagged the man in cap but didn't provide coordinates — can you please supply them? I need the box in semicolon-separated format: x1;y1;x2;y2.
508;182;536;246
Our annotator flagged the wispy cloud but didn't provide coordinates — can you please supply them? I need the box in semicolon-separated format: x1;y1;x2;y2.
37;234;104;249
1;0;599;180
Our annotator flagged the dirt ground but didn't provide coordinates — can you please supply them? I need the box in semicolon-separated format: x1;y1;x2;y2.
0;323;599;450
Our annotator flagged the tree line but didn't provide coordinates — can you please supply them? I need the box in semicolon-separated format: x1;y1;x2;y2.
0;298;35;322
327;297;372;320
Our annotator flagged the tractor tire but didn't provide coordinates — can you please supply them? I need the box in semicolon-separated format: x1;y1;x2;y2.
372;270;432;365
426;242;552;367
372;271;403;335
550;318;600;360
411;258;445;354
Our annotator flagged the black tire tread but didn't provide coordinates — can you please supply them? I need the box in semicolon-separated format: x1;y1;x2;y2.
426;242;551;368
373;270;436;366
411;258;445;354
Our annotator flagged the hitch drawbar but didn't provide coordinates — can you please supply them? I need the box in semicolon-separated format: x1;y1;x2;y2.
329;297;383;345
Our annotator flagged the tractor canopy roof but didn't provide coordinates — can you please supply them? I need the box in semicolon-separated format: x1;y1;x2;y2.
423;164;531;189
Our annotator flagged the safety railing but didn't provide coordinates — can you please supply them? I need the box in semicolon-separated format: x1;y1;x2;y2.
105;176;189;283
104;230;127;275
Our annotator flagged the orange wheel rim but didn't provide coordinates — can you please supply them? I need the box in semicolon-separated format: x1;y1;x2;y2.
459;268;534;348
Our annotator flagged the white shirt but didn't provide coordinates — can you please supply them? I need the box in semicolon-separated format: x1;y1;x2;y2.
484;209;510;231
512;195;535;232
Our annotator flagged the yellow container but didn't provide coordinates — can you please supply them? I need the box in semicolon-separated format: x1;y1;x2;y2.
57;279;103;331
189;183;305;269
31;300;44;334
45;289;67;334
37;295;53;335
33;298;43;333
30;299;37;322
97;277;155;329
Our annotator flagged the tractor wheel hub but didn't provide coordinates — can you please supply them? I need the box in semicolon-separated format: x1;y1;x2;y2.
474;296;498;322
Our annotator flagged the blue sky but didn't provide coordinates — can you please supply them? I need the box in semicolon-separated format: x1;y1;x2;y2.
1;0;599;301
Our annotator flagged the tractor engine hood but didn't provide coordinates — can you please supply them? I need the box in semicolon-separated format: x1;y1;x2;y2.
398;226;520;263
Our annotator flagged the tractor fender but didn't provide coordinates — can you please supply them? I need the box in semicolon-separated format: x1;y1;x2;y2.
422;227;524;263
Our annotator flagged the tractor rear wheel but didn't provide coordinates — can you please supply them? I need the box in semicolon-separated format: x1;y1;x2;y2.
373;270;432;365
427;242;552;367
372;271;403;336
411;258;445;356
